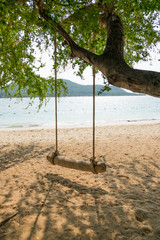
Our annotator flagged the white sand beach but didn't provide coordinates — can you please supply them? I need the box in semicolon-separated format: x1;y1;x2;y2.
0;123;160;239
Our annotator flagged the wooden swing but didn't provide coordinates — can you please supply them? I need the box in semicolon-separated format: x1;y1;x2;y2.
47;35;106;174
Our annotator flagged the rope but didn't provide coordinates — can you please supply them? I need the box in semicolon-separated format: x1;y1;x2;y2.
90;66;97;174
54;34;58;154
93;66;96;160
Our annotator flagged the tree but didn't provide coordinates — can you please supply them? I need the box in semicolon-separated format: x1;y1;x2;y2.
1;0;160;100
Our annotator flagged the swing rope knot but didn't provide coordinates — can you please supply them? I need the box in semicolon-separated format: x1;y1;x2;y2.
47;150;59;165
90;157;98;174
52;150;59;165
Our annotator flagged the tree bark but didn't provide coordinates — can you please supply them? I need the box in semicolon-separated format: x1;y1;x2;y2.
36;1;160;97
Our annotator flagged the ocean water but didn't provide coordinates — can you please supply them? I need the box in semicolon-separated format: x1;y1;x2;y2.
0;95;160;129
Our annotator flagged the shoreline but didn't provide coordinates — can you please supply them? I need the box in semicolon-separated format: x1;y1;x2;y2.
0;122;159;146
0;118;160;131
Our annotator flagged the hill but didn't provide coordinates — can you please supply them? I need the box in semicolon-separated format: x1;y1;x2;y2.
0;79;141;98
63;80;139;96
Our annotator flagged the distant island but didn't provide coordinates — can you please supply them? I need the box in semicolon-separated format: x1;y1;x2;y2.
0;79;142;98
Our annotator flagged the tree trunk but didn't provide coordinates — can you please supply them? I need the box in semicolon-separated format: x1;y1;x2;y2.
37;1;160;97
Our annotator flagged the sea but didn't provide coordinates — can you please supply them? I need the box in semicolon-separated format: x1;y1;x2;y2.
0;95;160;129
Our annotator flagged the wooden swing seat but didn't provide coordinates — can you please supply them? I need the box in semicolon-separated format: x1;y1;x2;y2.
47;152;106;174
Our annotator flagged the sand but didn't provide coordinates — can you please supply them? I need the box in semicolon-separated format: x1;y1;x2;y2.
0;123;160;240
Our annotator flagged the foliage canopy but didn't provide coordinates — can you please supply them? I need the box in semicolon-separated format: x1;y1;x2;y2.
0;0;160;101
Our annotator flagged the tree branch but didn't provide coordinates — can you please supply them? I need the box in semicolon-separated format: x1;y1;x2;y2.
103;14;124;57
104;59;160;97
36;0;98;66
36;0;74;46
